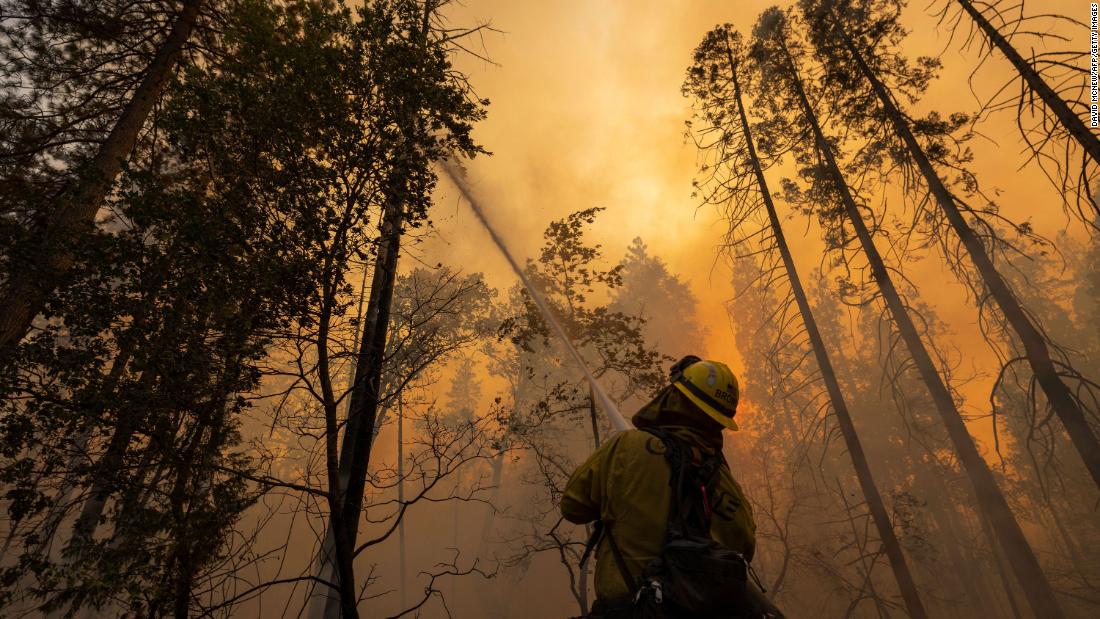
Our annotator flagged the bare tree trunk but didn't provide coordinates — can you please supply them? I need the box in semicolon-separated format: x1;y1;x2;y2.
0;0;203;348
955;0;1100;165
937;496;1010;618
724;34;928;619
338;195;402;551
1042;497;1089;578
835;478;891;619
839;27;1100;491
30;336;137;560
316;2;444;610
397;395;407;612
978;511;1026;619
316;198;404;619
775;34;1065;619
310;255;362;619
307;262;373;617
69;366;159;550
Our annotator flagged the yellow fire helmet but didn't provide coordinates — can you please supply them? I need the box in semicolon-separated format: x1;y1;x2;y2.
671;356;740;431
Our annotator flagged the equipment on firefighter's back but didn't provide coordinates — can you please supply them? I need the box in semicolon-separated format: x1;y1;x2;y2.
576;427;783;618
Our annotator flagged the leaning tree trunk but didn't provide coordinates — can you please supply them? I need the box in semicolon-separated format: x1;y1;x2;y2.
835;477;893;618
311;197;404;619
317;2;440;611
68;366;159;551
978;510;1025;619
955;0;1100;166
397;395;408;612
69;306;217;551
335;195;402;605
142;337;248;619
840;28;1100;492
159;349;242;619
775;35;1066;619
0;0;203;348
306;260;372;616
31;334;138;560
724;34;928;619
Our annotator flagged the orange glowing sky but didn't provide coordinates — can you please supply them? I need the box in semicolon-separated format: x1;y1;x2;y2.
418;0;1090;441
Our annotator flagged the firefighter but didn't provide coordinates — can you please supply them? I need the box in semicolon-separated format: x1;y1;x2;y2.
561;356;762;618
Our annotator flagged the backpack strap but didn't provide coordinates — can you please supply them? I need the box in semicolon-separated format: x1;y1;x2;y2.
639;427;722;539
579;519;638;594
578;520;603;569
603;524;638;593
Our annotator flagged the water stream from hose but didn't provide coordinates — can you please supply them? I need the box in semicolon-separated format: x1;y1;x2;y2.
440;159;631;433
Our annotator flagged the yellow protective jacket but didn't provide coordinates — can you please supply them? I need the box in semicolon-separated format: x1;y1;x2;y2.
560;388;756;602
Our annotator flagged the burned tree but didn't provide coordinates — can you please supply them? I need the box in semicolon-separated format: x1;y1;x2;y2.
799;0;1100;494
685;23;928;619
934;0;1100;222
751;7;1064;617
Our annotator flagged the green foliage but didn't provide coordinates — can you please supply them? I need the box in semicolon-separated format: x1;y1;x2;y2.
0;0;487;615
0;0;202;224
384;267;498;407
503;208;666;400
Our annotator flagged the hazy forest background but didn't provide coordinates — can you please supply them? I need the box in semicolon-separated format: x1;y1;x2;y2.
0;0;1098;618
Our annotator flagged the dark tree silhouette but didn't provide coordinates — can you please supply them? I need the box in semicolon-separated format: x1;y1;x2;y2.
935;0;1100;222
799;0;1100;493
686;23;928;619
750;7;1064;617
0;0;204;348
307;2;486;617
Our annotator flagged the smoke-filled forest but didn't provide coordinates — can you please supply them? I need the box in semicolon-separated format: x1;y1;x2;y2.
1;0;1098;617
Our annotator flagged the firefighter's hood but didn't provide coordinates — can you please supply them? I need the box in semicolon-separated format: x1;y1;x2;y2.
631;384;724;449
